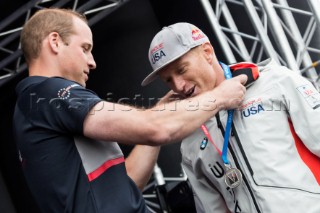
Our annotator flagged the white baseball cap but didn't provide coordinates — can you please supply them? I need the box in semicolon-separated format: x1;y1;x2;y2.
141;22;210;86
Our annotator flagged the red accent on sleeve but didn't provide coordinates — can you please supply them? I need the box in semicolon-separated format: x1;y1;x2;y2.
87;156;125;182
289;120;320;185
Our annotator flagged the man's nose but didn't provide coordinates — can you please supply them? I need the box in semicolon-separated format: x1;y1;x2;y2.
88;53;96;70
172;77;185;93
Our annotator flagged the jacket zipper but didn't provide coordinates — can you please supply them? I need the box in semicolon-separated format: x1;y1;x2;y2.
216;113;261;213
231;123;254;176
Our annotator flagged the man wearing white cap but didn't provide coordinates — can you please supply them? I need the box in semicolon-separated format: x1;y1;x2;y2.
142;22;320;212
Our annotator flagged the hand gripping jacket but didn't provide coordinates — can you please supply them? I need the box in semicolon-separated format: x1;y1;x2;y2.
181;59;320;213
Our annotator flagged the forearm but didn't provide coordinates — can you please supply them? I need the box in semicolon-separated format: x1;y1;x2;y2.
125;145;161;190
147;90;222;144
84;91;220;145
83;75;246;145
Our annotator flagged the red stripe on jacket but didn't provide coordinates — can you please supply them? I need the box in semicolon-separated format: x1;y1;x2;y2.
289;120;320;185
87;156;125;181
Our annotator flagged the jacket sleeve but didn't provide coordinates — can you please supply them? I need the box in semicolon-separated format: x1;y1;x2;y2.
278;66;320;156
182;160;228;213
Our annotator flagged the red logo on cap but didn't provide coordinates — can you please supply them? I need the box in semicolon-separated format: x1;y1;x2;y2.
150;43;164;54
192;28;205;41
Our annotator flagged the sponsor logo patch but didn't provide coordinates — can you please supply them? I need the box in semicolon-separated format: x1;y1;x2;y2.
191;28;205;41
150;42;166;64
57;84;79;100
241;98;265;118
296;84;320;109
200;137;208;150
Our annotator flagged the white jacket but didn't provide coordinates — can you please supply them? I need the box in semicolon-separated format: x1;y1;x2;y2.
181;59;320;213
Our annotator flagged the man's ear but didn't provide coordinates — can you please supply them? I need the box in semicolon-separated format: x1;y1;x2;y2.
201;42;214;65
48;32;60;54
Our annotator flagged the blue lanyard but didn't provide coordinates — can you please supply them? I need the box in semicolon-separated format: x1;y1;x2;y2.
219;62;234;165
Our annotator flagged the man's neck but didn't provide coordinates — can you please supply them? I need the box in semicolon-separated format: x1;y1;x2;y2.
213;62;226;87
28;60;59;78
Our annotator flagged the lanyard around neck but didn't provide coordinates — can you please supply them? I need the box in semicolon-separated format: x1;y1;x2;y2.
219;62;234;165
200;62;234;165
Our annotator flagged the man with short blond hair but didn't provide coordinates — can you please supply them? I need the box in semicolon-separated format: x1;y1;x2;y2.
14;9;247;212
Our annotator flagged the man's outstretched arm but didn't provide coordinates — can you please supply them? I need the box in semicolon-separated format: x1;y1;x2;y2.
83;75;247;146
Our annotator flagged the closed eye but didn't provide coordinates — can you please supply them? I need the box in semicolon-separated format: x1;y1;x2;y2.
82;43;92;53
177;65;187;75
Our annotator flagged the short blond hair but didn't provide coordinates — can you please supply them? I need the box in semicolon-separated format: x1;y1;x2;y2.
20;8;87;64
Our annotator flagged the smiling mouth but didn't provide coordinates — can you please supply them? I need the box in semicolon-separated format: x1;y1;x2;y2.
185;86;195;98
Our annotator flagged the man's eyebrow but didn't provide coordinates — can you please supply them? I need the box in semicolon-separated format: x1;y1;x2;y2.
176;62;188;71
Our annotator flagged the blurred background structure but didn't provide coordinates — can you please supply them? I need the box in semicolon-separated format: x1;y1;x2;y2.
0;0;319;212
